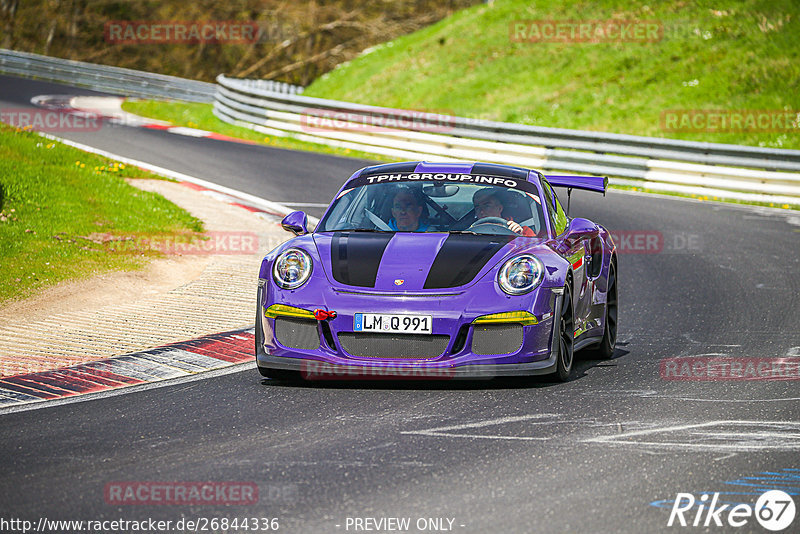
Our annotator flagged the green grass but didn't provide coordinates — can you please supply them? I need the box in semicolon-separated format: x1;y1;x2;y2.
305;0;800;150
121;100;399;163
0;124;203;303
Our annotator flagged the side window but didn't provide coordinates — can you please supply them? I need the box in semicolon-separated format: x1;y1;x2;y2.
542;181;569;236
540;181;556;233
551;188;569;235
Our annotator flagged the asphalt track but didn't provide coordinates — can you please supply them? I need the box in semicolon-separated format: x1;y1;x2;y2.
1;75;799;533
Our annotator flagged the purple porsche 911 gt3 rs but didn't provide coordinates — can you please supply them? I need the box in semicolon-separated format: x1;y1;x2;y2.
256;161;617;381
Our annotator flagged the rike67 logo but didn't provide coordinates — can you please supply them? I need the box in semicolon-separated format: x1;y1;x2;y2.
668;490;796;530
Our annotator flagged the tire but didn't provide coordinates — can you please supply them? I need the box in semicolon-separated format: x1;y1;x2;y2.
551;284;575;382
586;262;617;360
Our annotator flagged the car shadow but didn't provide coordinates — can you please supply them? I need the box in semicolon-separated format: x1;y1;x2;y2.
259;345;630;391
572;344;630;380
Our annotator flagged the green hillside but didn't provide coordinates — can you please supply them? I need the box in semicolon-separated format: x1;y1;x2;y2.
304;0;800;149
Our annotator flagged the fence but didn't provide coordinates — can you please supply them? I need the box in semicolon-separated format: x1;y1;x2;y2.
1;49;221;102
214;74;800;205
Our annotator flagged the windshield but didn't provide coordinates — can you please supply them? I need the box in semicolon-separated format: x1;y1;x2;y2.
317;180;547;237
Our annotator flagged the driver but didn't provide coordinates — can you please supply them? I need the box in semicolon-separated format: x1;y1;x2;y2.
388;187;430;232
472;188;535;236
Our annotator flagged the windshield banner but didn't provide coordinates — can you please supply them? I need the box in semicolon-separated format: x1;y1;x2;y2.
347;172;540;194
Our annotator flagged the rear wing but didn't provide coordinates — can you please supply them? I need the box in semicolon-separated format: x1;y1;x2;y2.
545;175;607;194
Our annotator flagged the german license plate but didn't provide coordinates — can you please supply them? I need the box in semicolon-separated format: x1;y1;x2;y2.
353;313;432;334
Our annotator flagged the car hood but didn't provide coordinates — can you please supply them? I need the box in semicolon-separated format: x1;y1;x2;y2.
312;231;533;291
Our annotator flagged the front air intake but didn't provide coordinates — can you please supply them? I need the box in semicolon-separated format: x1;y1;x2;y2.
275;318;320;350
471;324;524;355
338;333;450;359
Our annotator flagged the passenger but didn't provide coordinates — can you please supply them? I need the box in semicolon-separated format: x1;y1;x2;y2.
388;187;430;232
472;188;535;236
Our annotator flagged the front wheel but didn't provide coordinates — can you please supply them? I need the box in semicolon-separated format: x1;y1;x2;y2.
586;262;617;360
551;284;574;382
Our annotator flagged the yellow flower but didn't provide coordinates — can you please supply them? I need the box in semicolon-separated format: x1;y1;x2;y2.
782;204;789;209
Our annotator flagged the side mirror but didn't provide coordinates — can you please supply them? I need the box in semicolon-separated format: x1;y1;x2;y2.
281;211;309;236
565;217;599;244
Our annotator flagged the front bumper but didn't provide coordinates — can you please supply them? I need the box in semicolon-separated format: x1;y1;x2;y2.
255;281;562;379
255;352;558;378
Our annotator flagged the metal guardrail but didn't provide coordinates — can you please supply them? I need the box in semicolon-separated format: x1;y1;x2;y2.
226;78;304;96
0;49;217;102
214;74;800;204
1;49;796;204
0;49;306;102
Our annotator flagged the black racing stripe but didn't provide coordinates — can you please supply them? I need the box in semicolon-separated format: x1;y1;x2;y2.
330;232;393;287
470;163;529;181
359;162;420;177
424;234;515;289
332;233;350;284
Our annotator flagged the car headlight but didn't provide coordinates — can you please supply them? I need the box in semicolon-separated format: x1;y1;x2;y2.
497;254;544;295
272;248;313;289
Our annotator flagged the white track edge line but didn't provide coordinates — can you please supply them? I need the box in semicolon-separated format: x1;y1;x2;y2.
37;132;320;225
0;361;255;417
